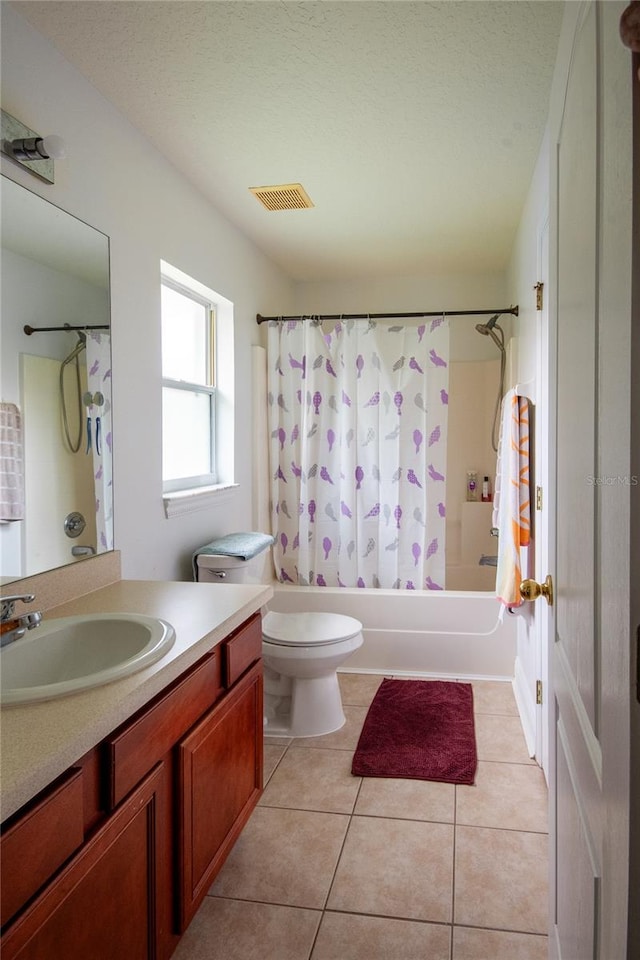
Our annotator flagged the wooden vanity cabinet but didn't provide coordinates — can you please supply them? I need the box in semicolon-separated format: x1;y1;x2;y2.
0;612;264;960
1;763;167;960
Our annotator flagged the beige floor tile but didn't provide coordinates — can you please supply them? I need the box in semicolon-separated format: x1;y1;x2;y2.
312;911;451;960
338;672;385;706
295;704;369;751
327;815;454;923
469;679;518;715
474;713;534;764
172;897;321;960
453;926;548;960
264;742;289;785
264;735;294;746
260;746;362;814
454;826;548;934
355;775;454;823
456;761;548;832
209;806;349;909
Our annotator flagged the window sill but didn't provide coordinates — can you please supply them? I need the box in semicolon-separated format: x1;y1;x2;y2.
163;483;239;519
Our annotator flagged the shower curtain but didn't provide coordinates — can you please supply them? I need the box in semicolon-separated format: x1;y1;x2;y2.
267;316;449;589
85;331;113;552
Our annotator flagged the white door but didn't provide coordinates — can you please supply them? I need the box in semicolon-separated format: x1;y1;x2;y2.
540;3;632;958
534;214;551;778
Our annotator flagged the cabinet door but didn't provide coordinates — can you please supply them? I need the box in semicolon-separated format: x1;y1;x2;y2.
1;764;166;960
178;662;263;929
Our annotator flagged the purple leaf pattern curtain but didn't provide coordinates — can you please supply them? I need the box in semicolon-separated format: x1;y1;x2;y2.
85;331;113;553
267;316;449;589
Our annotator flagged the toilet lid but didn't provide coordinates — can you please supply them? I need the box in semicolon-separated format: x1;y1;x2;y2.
262;611;362;646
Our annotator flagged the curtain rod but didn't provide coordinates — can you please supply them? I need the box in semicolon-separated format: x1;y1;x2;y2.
23;324;110;335
256;305;519;325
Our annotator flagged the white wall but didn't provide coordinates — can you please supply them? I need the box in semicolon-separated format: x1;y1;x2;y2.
504;122;550;755
1;4;294;582
293;271;506;318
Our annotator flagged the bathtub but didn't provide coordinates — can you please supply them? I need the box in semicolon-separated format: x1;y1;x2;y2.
267;584;516;680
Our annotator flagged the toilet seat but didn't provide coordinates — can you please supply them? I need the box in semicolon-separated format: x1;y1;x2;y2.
262;611;362;647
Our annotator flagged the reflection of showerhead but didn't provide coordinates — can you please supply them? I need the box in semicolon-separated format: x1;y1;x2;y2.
475;315;505;353
61;331;86;367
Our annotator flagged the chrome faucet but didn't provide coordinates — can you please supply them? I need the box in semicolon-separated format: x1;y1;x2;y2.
0;594;43;647
479;554;498;567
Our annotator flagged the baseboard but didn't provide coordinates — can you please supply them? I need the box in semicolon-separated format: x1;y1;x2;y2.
512;654;536;757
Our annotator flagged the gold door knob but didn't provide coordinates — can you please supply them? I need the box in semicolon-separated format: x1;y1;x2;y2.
519;575;554;606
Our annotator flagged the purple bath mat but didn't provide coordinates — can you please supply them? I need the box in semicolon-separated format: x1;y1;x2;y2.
351;679;477;785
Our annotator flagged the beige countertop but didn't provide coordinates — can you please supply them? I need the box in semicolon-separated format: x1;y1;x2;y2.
0;579;273;822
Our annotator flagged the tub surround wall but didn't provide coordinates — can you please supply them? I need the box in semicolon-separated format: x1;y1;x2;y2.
445;359;500;569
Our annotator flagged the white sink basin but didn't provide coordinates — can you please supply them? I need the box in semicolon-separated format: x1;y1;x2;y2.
1;613;175;705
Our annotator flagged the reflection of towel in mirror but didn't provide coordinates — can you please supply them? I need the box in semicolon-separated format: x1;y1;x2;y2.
494;391;531;608
0;402;25;521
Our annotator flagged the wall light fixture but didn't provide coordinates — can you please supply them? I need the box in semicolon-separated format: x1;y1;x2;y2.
1;109;66;184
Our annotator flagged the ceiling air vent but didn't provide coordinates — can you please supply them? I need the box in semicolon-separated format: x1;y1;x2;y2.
249;183;314;212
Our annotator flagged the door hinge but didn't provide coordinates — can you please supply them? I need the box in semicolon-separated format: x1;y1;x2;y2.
536;485;543;511
534;281;544;311
536;680;543;705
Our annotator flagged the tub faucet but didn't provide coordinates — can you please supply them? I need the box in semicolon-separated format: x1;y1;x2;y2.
0;594;43;647
479;555;498;567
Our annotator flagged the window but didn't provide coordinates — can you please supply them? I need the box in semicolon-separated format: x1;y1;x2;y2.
160;263;235;516
161;277;217;491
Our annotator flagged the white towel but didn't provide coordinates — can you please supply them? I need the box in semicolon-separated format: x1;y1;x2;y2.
0;402;25;521
494;390;531;608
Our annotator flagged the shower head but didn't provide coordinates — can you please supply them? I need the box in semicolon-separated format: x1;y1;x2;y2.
475;316;505;354
61;331;87;367
474;314;500;336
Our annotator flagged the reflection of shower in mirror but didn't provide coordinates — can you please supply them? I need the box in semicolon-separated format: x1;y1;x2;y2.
0;176;111;582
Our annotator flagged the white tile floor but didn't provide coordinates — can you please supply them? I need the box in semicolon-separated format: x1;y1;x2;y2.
174;674;549;960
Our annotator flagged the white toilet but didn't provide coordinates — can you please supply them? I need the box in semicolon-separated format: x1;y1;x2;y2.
195;545;363;738
261;610;363;737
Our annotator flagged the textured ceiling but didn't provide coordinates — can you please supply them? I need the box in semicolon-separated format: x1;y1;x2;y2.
14;1;564;282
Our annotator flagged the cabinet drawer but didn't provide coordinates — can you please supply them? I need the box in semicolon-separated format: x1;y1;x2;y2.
106;651;222;807
223;614;262;687
1;768;84;927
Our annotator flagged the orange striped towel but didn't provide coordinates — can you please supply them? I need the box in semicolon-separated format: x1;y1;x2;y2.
495;391;530;607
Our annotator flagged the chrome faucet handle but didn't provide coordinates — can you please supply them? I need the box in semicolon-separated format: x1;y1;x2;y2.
1;593;36;621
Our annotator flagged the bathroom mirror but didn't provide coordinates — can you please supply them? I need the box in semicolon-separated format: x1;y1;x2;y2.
0;175;112;583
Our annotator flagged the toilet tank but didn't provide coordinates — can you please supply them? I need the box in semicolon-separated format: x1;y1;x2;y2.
196;553;257;584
